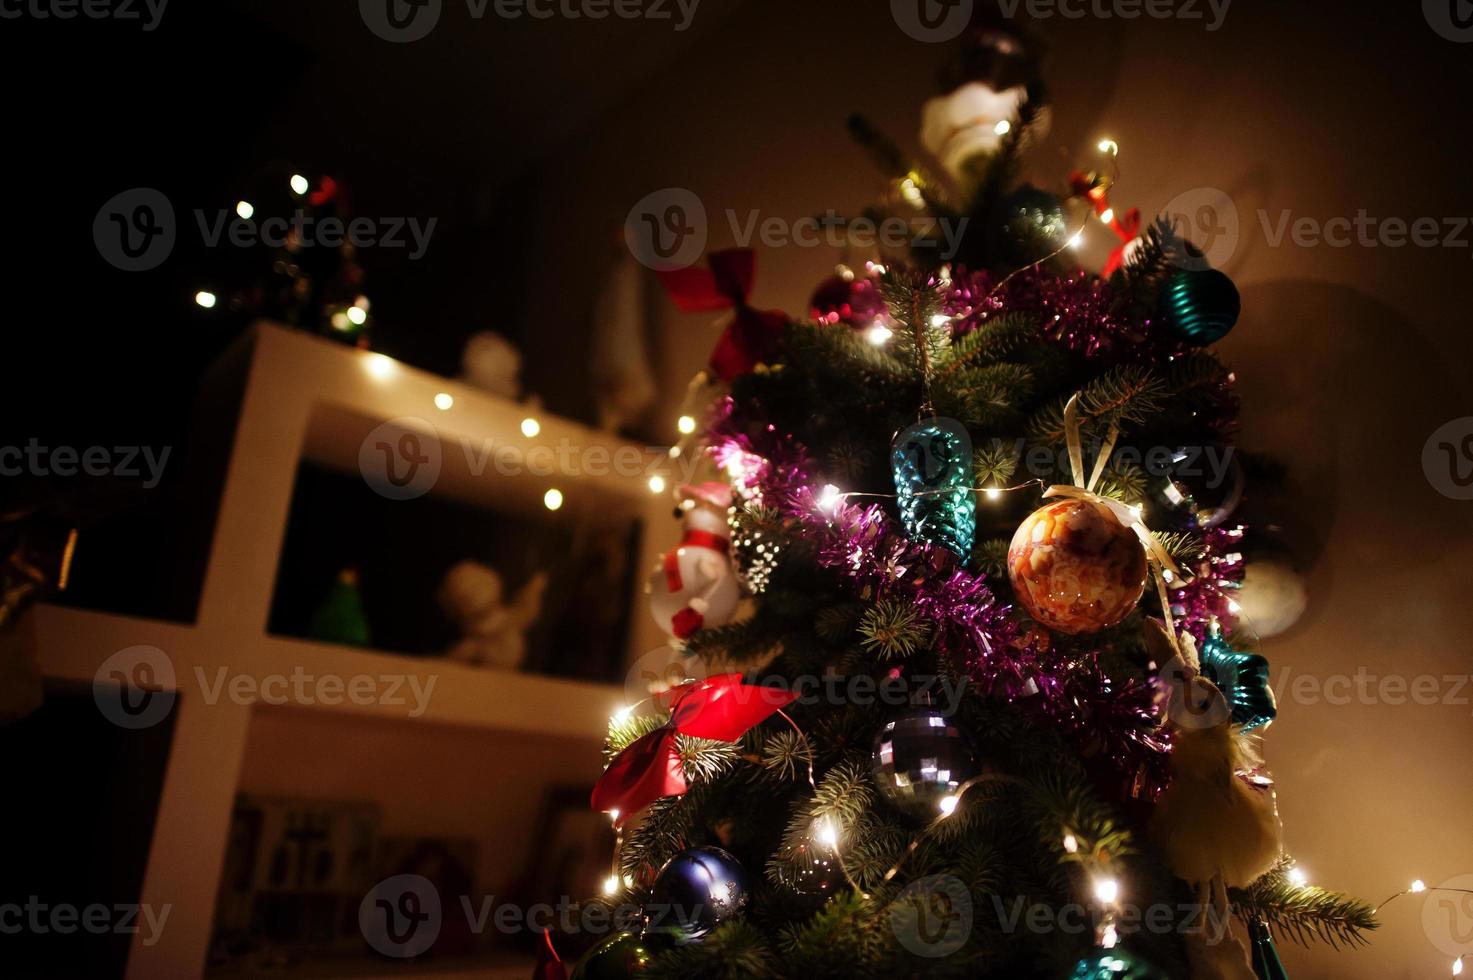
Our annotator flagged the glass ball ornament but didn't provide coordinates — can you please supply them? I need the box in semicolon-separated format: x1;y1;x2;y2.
778;843;846;902
986;184;1067;265
870;705;980;824
1158;267;1240;345
569;930;669;980
1008;498;1148;635
645;846;748;944
1066;949;1168;980
1145;446;1245;530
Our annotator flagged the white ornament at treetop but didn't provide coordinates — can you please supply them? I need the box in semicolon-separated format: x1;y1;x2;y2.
647;482;740;643
919;81;1027;181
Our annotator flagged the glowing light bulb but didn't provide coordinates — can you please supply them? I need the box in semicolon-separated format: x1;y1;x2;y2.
346;306;367;326
648;475;667;494
938;795;959;816
677;415;697;435
994;119;1011;136
815;820;839;849
1101;922;1119;949
1412;880;1428;894
1062;833;1079;854
612;705;634;725
1068;232;1084;250
866;322;893;345
603;875;620;896
434;392;454;411
1288;866;1309;888
1098;139;1119;156
235;200;254;220
930;314;950;328
365;353;394;379
354;295;370;311
520;417;541;438
668;445;681;458
817;484;842;513
1100;208;1115;225
194;290;217;309
1227;598;1242;614
1094;878;1120;904
608;809;620;824
1453;957;1464;977
543;488;564;511
289;173;309;195
985;488;1002;502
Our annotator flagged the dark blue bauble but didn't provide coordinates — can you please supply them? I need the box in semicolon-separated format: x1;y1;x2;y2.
1067;949;1168;980
871;706;980;824
987;184;1068;265
1159;267;1240;344
645;846;748;944
1198;636;1277;732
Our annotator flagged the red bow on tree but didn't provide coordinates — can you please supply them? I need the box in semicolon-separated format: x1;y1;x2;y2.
1069;170;1142;278
591;674;798;826
657;249;786;382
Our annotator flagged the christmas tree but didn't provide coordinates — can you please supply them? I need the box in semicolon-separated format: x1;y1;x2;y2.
564;19;1378;980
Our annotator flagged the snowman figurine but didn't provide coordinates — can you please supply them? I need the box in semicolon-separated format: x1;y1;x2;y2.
647;482;740;643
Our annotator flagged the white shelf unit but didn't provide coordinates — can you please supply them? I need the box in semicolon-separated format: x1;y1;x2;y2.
30;323;674;979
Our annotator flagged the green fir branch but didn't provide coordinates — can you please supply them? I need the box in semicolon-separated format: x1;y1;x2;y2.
1231;861;1378;949
857;599;933;661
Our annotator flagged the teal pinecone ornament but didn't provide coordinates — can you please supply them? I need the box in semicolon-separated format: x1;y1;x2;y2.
1198;635;1277;732
1159;267;1241;344
891;417;975;559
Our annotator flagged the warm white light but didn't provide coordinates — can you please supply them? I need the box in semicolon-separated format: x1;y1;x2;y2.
1455;958;1464;977
900;177;924;208
346;306;368;326
648;475;667;494
1094;878;1120;904
1412;880;1428;894
1288;866;1309;888
1227;598;1242;614
194;290;217;309
290;173;310;195
677;415;697;435
354;295;370;311
366;353;394;379
608;809;620;824
1062;833;1079;854
543;488;564;511
938;795;959;817
612;705;634;725
866;323;893;345
668;445;681;458
817;484;842;513
994;119;1011;136
1098;139;1119;156
331;312;351;331
985;488;1002;501
434;392;454;411
930;314;950;328
815;820;839;849
602;875;620;896
235;200;254;220
521;417;541;438
1127;504;1143;523
1100;922;1119;949
1100;208;1115;225
1068;232;1084;250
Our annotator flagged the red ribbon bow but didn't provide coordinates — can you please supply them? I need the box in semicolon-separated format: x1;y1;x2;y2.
657;249;786;382
1069;170;1142;278
591;674;798;826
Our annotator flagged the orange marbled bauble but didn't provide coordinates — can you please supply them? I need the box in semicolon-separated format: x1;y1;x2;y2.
1007;498;1148;634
